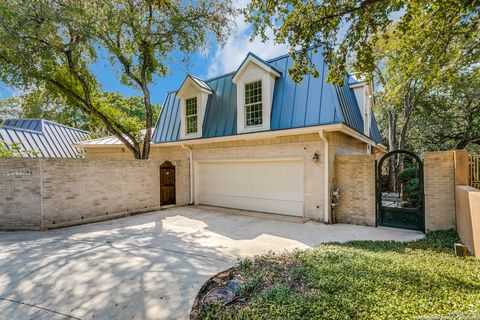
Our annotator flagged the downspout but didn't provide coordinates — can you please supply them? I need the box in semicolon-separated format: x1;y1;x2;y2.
181;143;194;205
319;130;329;224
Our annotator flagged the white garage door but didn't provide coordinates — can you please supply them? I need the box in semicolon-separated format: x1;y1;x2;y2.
196;159;304;217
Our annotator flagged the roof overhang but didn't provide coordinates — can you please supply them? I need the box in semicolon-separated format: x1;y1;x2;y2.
232;53;281;84
77;124;386;152
176;75;213;99
152;123;382;149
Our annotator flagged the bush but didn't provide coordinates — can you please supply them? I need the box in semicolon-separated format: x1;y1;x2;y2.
398;166;420;207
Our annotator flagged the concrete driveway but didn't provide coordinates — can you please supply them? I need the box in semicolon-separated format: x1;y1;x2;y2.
0;206;423;320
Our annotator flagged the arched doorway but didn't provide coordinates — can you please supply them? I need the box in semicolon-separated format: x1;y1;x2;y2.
160;161;176;206
376;150;425;232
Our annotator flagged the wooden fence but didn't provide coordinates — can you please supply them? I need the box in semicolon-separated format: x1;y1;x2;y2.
469;155;480;189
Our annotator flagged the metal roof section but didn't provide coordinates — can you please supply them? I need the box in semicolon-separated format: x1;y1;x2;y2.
0;119;90;158
189;75;213;92
76;130;148;147
152;49;383;144
370;111;383;144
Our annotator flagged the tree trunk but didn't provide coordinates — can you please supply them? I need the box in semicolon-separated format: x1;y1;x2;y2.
388;109;397;191
141;84;152;160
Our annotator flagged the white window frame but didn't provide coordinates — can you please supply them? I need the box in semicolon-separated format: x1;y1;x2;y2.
244;80;263;128
185;97;198;134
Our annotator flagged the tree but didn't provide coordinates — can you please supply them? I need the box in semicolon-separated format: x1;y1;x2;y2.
0;89;161;138
0;141;38;158
0;0;234;159
407;68;480;153
244;0;479;85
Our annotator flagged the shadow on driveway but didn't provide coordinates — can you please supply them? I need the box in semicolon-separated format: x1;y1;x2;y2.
0;206;423;319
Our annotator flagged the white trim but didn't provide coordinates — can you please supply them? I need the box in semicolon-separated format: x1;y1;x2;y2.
76;123;382;149
181;143;194;205
319;130;330;224
232;55;280;84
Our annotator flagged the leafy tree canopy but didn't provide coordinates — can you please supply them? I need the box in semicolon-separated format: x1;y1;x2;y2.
245;0;480;84
0;0;234;158
0;89;161;138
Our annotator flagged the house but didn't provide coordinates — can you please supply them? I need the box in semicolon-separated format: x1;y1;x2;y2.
0;119;90;158
77;50;386;223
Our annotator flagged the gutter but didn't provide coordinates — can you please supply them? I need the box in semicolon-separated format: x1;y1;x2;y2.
319;130;330;224
181;143;194;205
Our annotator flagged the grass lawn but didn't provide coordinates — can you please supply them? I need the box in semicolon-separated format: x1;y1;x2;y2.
195;230;480;320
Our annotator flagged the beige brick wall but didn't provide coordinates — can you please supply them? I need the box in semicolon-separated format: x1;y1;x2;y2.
86;146;190;206
0;158;163;230
424;151;456;231
41;158;162;227
334;155;376;226
0;159;42;229
84;132;369;222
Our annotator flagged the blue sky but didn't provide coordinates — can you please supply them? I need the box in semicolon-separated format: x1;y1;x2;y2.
0;4;289;106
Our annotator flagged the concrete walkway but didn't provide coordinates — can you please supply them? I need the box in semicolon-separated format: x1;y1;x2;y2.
0;206;423;319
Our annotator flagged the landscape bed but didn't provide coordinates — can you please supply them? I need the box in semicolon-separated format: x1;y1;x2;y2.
191;230;480;320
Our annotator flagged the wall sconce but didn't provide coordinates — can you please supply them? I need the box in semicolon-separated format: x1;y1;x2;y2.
312;152;320;163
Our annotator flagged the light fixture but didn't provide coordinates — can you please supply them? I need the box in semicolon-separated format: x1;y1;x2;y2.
312;152;320;163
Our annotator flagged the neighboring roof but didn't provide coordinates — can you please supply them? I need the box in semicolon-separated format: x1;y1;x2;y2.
0;119;90;158
153;49;383;144
76;130;148;147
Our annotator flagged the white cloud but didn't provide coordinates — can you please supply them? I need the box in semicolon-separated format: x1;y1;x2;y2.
206;0;289;78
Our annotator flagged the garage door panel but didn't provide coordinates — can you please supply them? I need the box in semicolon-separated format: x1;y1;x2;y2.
196;160;304;217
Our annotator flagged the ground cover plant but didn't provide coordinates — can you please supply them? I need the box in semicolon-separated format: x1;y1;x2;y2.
193;230;480;320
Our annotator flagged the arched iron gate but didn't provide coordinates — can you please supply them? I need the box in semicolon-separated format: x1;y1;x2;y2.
376;150;425;232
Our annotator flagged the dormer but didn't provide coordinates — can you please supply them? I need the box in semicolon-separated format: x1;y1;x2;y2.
176;75;213;139
349;79;373;137
232;53;281;134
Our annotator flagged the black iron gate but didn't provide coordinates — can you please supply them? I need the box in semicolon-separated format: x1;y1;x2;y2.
376;150;425;232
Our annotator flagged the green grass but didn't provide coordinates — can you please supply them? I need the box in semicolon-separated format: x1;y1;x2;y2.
199;230;480;320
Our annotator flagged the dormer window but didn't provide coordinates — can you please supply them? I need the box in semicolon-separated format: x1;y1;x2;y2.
185;97;198;134
176;75;212;139
245;80;263;127
232;52;281;134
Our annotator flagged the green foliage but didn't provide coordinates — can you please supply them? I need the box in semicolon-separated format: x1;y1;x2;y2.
244;0;479;85
199;230;480;320
398;166;420;207
406;68;480;152
0;141;38;158
0;0;234;158
0;89;161;138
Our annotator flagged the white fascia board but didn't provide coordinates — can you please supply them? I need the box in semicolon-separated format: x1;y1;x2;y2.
176;76;212;99
152;123;376;147
232;56;280;84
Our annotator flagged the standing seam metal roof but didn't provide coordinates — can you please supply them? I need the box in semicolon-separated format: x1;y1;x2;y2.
153;49;382;144
0;119;90;158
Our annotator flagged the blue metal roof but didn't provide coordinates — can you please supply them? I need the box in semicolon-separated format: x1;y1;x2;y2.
0;119;90;158
153;49;383;144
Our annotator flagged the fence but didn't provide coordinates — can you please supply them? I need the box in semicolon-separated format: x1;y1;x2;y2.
469;155;480;189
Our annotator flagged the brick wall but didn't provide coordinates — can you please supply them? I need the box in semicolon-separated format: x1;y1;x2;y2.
334;155;376;226
0;159;42;229
424;151;456;231
0;158;162;230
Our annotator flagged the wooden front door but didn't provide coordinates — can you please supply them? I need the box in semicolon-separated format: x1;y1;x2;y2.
160;161;176;206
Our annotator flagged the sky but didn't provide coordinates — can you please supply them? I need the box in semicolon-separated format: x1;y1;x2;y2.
0;1;289;106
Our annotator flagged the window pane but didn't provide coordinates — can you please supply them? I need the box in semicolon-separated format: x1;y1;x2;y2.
245;81;263;127
245;103;263;126
186;98;197;116
186;115;197;134
245;80;262;105
185;97;197;134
